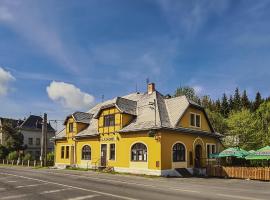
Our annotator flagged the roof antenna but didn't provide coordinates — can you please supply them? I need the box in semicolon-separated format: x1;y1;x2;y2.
101;94;104;102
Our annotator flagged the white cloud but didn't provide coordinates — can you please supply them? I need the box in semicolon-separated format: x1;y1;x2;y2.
0;67;15;96
46;81;95;110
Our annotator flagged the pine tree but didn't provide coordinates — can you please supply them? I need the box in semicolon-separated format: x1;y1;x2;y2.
241;90;250;109
229;95;234;113
253;92;263;111
233;88;242;111
201;95;212;110
221;94;229;117
215;99;221;113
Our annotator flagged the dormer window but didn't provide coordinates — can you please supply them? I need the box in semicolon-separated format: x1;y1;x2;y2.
69;123;74;132
104;114;115;127
190;113;201;128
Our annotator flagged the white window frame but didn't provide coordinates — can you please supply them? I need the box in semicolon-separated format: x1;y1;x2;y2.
206;143;216;160
190;112;201;128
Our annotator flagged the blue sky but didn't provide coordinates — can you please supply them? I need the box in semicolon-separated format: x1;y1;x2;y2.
1;0;270;124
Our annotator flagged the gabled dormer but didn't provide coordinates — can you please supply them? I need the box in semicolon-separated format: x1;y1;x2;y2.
94;97;137;134
176;104;214;132
63;112;92;137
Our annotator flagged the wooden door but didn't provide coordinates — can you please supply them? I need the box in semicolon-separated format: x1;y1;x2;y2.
101;144;107;167
195;145;202;168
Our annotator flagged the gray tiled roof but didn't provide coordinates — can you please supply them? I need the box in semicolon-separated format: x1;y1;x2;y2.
55;90;216;139
54;128;66;139
73;112;93;124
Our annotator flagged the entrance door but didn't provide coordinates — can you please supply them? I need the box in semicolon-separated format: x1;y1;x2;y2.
101;144;107;167
195;145;202;168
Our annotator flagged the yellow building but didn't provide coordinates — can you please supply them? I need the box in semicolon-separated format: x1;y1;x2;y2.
54;83;223;176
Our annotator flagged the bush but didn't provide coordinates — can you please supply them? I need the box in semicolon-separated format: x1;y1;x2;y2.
7;151;18;160
0;145;9;159
47;151;54;162
23;153;32;161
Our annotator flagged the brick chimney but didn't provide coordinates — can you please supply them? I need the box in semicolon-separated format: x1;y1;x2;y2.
147;83;155;94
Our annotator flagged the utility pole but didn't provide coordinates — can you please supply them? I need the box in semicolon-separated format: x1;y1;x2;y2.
41;113;48;167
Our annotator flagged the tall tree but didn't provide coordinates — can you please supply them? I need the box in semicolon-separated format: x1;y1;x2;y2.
201;95;212;110
228;95;234;113
206;109;227;134
174;86;200;103
233;88;242;111
215;99;221;113
227;109;258;150
221;94;229;118
254;101;270;147
2;123;24;151
253;92;263;111
241;90;250;109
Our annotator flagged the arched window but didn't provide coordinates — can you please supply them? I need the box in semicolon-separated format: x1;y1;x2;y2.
173;143;186;162
131;143;147;161
82;145;91;160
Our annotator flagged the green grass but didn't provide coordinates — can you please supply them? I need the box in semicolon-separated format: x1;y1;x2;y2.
64;166;159;178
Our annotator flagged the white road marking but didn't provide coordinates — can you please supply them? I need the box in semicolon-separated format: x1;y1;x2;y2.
40;170;270;195
0;194;28;200
67;195;99;200
37;170;201;193
16;183;47;188
0;172;139;200
40;188;71;194
217;193;267;200
6;181;16;183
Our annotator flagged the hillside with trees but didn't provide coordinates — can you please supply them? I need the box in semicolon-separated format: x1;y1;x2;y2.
174;86;270;150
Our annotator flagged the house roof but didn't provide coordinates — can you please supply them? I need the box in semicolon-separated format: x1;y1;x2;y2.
64;111;93;125
55;90;218;140
19;115;55;132
94;97;137;118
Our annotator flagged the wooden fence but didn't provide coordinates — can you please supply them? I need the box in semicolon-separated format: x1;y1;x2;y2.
206;165;270;181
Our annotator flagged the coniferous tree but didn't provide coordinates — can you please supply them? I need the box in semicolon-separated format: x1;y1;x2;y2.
221;94;229;117
228;95;234;113
174;86;200;103
253;92;263;111
215;99;221;113
233;88;242;111
241;90;250;109
201;95;212;110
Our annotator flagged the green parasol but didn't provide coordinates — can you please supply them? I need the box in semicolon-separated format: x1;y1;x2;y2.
245;146;270;160
217;147;249;158
209;153;219;159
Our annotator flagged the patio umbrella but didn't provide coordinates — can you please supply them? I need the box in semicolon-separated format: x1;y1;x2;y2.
245;146;270;160
209;153;219;159
217;147;249;158
248;150;255;154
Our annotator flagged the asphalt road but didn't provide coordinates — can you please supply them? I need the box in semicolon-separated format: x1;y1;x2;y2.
0;166;269;200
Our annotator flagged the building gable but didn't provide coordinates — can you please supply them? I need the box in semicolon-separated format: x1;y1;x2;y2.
177;106;213;132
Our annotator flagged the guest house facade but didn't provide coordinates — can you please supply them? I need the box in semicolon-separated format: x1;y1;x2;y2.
54;83;222;176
